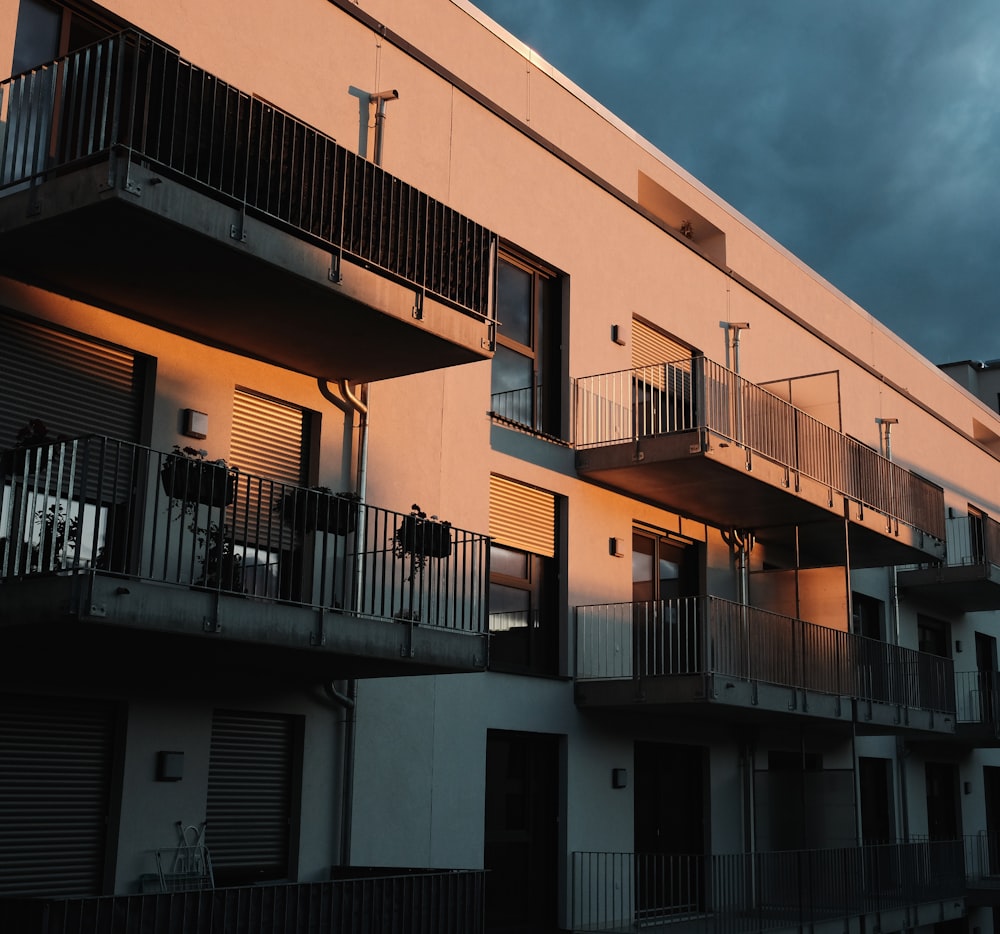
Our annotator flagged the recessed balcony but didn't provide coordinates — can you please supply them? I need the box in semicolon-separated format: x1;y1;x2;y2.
574;357;946;567
575;597;956;734
0;32;495;382
571;841;965;934
897;514;1000;611
0;437;489;679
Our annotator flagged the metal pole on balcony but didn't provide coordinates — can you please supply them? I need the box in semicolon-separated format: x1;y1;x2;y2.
369;89;398;167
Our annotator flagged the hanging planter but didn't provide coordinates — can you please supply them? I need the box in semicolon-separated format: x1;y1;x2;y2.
277;488;359;535
395;506;453;561
160;447;235;509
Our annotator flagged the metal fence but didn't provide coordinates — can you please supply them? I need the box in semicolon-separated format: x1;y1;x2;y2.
574;356;945;542
572;841;965;934
938;513;1000;568
954;670;1000;725
0;30;495;320
576;597;955;714
0;869;486;934
1;436;488;632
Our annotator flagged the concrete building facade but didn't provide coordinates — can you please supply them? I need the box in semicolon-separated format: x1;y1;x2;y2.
0;1;998;932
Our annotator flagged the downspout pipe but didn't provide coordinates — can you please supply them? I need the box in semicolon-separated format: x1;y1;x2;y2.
318;378;370;868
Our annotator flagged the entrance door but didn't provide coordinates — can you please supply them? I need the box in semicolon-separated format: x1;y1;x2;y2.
984;767;1000;876
976;633;998;726
484;731;559;933
634;742;706;919
632;530;700;676
859;757;894;844
925;762;961;841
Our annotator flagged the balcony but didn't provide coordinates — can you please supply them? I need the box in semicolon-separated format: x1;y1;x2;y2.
574;357;946;567
571;842;965;934
965;833;1000;905
575;597;956;734
897;514;1000;611
0;437;489;679
0;868;486;934
0;31;496;381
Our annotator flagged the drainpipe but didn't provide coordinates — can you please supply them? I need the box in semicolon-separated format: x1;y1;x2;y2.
369;89;398;167
317;378;371;868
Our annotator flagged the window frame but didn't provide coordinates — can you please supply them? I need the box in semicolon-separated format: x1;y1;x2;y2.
490;247;564;439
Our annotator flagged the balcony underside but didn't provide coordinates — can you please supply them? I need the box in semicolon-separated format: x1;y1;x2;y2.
575;430;944;567
896;563;1000;612
0;572;487;680
0;162;492;382
576;676;955;736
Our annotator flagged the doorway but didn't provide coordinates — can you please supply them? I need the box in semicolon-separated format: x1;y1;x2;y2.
925;762;961;841
484;730;560;933
859;757;894;844
633;742;706;919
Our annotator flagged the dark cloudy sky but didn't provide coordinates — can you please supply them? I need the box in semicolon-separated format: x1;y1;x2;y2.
471;0;1000;365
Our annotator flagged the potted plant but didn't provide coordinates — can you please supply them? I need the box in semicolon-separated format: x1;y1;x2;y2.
160;446;236;510
276;487;359;535
394;504;452;578
4;419;61;479
192;520;244;592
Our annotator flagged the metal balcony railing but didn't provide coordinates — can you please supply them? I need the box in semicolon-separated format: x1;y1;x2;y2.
955;671;1000;726
574;355;945;541
0;436;488;633
490;384;541;430
932;514;1000;569
572;841;965;933
0;868;486;934
964;832;1000;884
0;30;495;320
576;597;956;715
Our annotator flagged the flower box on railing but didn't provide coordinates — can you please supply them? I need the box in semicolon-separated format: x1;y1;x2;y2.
159;456;235;509
396;514;453;559
278;489;359;536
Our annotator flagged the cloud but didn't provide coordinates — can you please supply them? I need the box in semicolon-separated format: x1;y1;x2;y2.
474;0;1000;363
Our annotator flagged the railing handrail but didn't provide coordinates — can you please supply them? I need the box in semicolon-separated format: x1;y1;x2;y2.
1;435;488;633
575;595;956;714
571;840;965;932
574;354;945;539
0;30;497;322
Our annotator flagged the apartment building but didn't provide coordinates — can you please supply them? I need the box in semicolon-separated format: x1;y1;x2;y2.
0;1;997;933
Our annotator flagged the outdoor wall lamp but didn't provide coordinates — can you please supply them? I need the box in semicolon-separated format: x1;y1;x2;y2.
183;408;208;440
156;751;184;782
611;325;626;346
612;768;628;789
609;537;625;557
955;640;963;653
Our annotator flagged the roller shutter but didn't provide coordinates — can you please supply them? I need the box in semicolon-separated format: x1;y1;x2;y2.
631;319;692;369
205;709;297;886
0;694;117;896
0;313;143;448
229;389;310;547
489;475;555;558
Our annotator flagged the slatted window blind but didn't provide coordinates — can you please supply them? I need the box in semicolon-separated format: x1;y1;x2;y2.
205;709;297;885
0;694;116;896
489;475;555;558
0;313;141;448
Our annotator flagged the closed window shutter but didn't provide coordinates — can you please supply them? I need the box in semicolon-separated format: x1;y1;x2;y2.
229;389;309;547
230;389;308;485
489;475;555;558
0;694;116;896
631;319;691;369
206;709;296;886
0;313;141;447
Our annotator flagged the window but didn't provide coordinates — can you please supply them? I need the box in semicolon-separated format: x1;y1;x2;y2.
851;592;883;640
490;250;564;438
488;476;559;676
631;319;696;437
13;0;124;72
